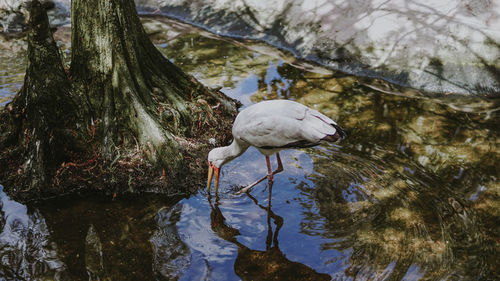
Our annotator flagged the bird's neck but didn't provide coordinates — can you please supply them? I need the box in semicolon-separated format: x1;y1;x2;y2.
218;140;248;166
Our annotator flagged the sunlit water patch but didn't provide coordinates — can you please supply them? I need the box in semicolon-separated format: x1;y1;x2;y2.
0;48;25;106
0;16;499;280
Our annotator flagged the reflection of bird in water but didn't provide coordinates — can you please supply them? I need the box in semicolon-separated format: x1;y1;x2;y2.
208;192;331;281
208;195;240;242
207;99;347;196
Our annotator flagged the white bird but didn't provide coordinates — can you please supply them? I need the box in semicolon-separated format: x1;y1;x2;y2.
207;99;347;195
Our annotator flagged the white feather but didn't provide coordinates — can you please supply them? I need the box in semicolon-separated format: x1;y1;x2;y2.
208;99;344;167
233;100;337;149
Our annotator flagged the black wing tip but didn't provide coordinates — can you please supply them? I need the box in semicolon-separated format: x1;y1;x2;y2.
321;124;349;142
332;124;349;139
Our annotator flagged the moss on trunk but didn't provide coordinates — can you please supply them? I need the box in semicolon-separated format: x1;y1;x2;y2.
0;0;238;202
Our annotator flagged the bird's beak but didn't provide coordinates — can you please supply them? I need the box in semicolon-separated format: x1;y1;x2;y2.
207;161;220;194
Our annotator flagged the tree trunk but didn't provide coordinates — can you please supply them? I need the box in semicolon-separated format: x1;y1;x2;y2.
4;0;78;189
0;0;238;201
70;0;234;166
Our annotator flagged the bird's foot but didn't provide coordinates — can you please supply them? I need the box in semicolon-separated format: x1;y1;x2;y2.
236;167;282;195
237;179;263;194
273;166;284;175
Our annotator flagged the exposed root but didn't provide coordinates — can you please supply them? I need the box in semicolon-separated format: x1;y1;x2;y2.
53;152;100;185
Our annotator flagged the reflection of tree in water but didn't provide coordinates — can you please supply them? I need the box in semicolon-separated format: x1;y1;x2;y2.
35;194;180;280
303;150;489;278
150;204;192;281
0;192;192;280
208;191;330;281
284;81;499;278
0;188;68;280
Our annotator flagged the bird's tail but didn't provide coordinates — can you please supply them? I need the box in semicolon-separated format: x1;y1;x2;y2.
322;124;348;142
332;124;349;139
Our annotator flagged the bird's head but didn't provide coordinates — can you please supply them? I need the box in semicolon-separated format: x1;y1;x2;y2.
207;148;225;194
207;148;226;169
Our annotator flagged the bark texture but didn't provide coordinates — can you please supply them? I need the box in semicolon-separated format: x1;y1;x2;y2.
4;0;78;189
70;0;236;168
0;0;238;201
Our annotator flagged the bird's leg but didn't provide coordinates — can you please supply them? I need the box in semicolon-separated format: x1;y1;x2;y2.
262;153;283;192
266;155;273;182
266;184;273;250
268;179;273;209
237;153;284;194
274;153;283;174
238;176;266;194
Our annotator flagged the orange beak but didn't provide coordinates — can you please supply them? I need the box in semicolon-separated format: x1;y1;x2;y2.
207;161;220;194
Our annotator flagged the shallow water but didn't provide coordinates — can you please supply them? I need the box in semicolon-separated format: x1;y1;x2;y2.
1;17;500;280
0;44;24;106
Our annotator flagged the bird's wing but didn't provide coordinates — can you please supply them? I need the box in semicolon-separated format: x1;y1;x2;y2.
232;100;340;148
264;100;339;143
234;114;306;148
300;108;338;141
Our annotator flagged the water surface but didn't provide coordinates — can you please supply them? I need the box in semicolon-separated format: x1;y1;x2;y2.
0;17;499;280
